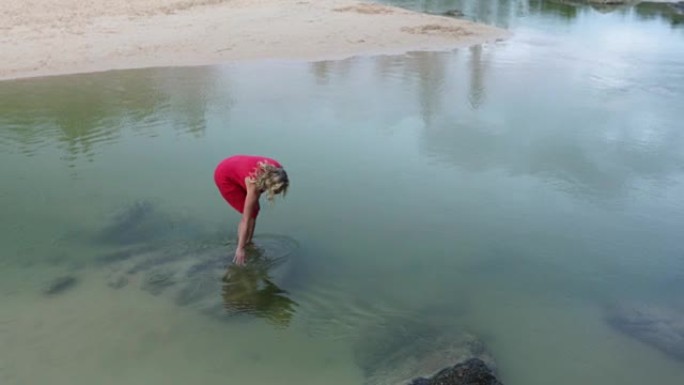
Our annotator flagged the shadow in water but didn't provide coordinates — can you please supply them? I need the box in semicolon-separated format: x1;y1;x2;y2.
221;247;298;328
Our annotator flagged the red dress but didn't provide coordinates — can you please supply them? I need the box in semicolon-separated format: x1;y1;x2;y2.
214;155;282;218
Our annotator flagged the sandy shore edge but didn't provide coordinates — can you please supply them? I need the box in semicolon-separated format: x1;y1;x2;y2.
1;0;510;81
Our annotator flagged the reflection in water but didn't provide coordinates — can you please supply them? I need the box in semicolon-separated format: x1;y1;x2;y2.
385;0;543;26
304;41;682;200
549;0;632;14
412;52;449;125
384;0;684;27
299;40;684;204
467;45;487;109
541;1;580;19
419;94;684;199
366;1;684;200
635;1;684;26
221;248;298;328
0;67;225;162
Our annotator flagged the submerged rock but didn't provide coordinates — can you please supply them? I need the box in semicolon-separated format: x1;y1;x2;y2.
102;234;298;324
96;245;156;265
354;317;499;385
43;275;78;296
409;358;503;385
95;201;158;245
107;275;129;289
141;270;176;295
94;201;203;246
606;303;684;361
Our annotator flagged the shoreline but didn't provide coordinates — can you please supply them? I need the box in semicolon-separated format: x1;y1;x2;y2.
1;0;509;81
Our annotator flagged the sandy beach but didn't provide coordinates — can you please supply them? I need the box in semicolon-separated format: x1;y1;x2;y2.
1;0;508;81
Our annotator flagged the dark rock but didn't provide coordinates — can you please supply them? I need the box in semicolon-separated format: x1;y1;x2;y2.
442;9;464;17
43;276;78;296
141;270;176;295
409;358;503;385
607;303;684;361
354;317;497;385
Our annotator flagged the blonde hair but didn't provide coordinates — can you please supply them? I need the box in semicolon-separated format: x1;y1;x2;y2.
251;161;289;202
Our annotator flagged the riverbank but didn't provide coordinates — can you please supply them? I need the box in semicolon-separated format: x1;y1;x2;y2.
0;0;509;81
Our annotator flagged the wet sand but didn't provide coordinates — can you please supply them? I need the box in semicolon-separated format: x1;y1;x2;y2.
0;0;509;81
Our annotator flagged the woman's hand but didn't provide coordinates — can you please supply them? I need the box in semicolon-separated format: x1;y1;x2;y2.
234;247;246;265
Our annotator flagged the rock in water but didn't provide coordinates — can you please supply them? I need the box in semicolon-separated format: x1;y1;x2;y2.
443;9;464;17
354;317;499;385
43;276;78;296
409;358;503;385
96;244;156;265
102;234;298;324
607;303;684;361
94;201;201;246
95;201;158;245
141;270;176;295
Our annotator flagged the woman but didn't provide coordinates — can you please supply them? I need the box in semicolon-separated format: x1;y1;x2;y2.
214;155;289;265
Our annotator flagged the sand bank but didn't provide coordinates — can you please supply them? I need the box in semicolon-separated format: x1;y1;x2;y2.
0;0;508;81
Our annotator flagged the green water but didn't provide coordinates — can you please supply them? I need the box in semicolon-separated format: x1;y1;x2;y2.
2;1;684;384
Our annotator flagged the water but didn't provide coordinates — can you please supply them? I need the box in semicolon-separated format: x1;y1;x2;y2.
2;1;684;384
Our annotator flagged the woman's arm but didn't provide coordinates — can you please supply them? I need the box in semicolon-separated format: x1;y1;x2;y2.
234;180;259;265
